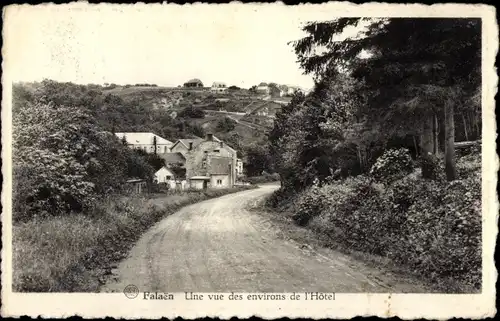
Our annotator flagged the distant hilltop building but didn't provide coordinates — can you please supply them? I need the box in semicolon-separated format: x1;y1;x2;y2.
256;84;270;94
286;86;305;96
183;78;204;88
211;82;227;94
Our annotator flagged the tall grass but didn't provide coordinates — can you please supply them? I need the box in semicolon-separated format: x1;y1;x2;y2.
13;186;254;292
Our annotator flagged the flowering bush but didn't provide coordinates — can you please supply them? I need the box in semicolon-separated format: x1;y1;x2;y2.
370;148;415;182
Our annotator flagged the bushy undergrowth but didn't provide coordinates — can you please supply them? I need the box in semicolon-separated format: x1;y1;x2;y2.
245;173;281;185
370;148;415;182
13;186;252;292
270;153;481;291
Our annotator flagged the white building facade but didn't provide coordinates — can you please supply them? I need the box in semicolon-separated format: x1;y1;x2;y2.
115;132;173;154
211;82;228;94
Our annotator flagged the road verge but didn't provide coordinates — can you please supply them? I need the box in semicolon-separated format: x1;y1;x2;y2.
13;186;256;292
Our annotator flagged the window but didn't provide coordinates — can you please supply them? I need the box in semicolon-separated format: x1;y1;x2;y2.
164;146;168;153
204;151;208;154
213;149;220;153
150;146;154;151
166;175;172;180
217;179;222;185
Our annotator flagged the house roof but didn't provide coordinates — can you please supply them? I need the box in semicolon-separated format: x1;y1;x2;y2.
172;135;236;154
185;78;203;84
155;166;174;176
172;138;204;150
209;157;231;175
210;135;237;154
190;176;211;180
159;152;186;164
115;132;173;146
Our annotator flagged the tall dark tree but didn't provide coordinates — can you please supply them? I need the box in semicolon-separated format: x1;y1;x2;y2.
292;18;481;181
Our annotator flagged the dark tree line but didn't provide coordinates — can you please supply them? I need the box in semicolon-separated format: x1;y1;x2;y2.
270;18;481;192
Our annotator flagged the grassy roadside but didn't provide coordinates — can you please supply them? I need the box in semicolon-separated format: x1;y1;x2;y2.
13;186;255;292
249;192;478;294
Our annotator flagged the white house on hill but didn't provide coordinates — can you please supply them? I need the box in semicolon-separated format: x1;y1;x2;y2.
211;82;228;94
115;132;173;154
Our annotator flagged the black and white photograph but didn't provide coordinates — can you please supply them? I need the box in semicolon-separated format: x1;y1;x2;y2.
1;2;497;319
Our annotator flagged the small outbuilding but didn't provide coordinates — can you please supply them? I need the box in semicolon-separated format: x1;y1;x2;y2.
126;178;147;194
189;176;211;190
154;166;187;190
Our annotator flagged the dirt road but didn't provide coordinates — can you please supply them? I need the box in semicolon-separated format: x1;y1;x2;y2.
102;185;426;293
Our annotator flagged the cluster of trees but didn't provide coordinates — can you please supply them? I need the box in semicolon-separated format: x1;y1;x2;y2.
270;18;481;192
12;82;163;221
177;106;205;119
17;80;206;140
216;117;237;133
133;83;158;87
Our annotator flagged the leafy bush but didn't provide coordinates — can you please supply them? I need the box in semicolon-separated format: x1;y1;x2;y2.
216;117;237;133
12;99;155;221
401;171;481;289
418;152;442;180
370;148;415;182
283;161;481;291
178;106;205;119
245;172;280;184
456;152;481;178
293;176;373;227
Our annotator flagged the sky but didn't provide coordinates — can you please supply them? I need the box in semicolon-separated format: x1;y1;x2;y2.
5;3;367;90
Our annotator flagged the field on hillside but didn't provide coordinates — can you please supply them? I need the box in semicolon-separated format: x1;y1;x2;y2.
101;85;275;146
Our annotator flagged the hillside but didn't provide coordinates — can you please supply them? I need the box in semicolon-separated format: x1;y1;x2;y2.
102;84;281;148
15;81;287;158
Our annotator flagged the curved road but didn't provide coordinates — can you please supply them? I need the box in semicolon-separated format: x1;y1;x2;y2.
102;185;426;293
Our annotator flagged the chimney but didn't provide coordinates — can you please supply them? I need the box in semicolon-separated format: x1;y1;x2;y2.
220;141;223;148
189;142;193;150
206;133;213;141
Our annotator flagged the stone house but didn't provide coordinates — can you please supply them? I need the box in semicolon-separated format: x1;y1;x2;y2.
158;152;186;167
170;134;238;189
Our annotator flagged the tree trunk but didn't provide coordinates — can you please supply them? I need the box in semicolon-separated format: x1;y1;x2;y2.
474;113;480;138
433;113;439;154
357;146;363;169
461;113;469;141
420;115;434;179
444;98;458;181
413;135;419;157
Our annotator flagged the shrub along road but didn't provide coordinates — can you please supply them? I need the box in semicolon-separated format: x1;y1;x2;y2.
102;184;428;293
